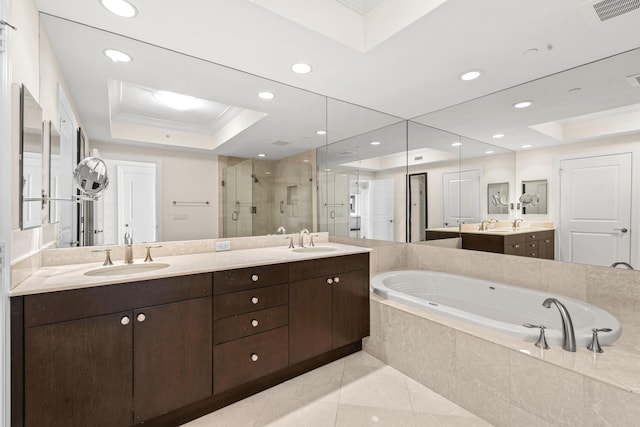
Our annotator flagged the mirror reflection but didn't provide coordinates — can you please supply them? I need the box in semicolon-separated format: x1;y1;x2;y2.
487;182;509;215
19;84;44;230
48;122;61;224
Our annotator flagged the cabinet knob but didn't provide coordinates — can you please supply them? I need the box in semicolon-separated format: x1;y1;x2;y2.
251;319;259;327
137;313;146;322
531;243;536;248
531;234;536;239
251;274;259;282
251;296;259;304
120;316;130;325
544;239;550;243
326;278;333;285
250;353;259;362
514;244;520;248
333;277;340;283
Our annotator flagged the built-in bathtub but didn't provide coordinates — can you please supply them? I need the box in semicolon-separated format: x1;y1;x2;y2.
371;270;622;346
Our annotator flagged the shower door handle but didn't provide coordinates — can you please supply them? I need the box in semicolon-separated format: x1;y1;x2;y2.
614;228;628;233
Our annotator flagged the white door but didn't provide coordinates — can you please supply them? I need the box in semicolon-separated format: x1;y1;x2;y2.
443;169;481;227
117;163;157;243
370;178;394;240
559;153;632;266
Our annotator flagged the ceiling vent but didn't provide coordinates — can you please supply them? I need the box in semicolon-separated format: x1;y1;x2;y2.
626;73;640;87
581;0;640;24
336;0;384;15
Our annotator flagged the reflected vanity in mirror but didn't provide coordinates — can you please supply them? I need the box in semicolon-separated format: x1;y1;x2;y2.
19;84;44;230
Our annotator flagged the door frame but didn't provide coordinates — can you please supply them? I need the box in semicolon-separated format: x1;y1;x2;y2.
407;172;427;242
554;147;638;267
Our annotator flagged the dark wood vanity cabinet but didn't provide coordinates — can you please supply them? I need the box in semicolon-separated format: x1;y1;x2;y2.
12;253;371;426
212;264;289;394
463;230;555;260
13;273;213;427
289;253;370;364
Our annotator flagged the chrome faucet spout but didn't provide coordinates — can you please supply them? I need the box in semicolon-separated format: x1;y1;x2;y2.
298;228;309;248
512;218;523;230
611;261;634;270
542;298;576;352
124;232;134;264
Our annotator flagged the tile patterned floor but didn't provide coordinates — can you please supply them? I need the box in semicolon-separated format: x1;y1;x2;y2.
182;351;492;427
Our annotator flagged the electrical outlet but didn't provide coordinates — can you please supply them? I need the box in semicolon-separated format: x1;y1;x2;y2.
215;240;231;251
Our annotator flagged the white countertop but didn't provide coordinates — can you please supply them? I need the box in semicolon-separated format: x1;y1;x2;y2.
11;242;371;296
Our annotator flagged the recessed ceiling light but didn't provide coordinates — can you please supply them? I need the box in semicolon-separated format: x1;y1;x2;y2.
315;130;327;135
103;49;132;63
303;159;309;162
513;100;533;109
459;69;483;81
258;91;275;100
265;171;271;175
258;153;267;157
485;150;495;154
492;133;505;139
100;0;138;17
452;142;462;147
291;63;312;74
154;90;203;110
522;144;532;148
370;141;381;146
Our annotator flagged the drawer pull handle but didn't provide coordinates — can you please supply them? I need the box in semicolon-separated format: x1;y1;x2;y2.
251;274;259;282
327;278;333;285
120;316;130;326
544;239;550;243
514;244;520;248
333;277;340;283
251;296;259;304
251;319;259;327
137;313;146;322
251;353;259;362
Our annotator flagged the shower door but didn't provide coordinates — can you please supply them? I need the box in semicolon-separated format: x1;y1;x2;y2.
223;160;254;237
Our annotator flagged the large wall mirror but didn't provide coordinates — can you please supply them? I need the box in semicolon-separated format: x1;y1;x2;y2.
413;47;640;267
19;84;44;230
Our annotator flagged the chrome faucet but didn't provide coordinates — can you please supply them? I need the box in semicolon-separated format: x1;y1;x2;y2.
124;232;134;264
298;228;309;248
512;218;524;230
276;226;286;235
542;298;576;352
479;220;491;231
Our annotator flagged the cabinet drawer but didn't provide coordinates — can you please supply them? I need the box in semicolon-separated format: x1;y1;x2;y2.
214;264;288;295
504;242;526;256
214;305;288;344
213;326;288;394
214;284;288;320
289;253;369;282
525;230;554;241
24;273;213;327
503;233;526;246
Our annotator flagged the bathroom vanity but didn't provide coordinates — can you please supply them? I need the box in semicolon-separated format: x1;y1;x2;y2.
10;244;370;426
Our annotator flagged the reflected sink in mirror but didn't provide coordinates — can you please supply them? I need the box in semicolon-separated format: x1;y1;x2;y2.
84;263;170;277
291;247;338;253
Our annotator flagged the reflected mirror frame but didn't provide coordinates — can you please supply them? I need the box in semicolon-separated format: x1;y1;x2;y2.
19;84;44;231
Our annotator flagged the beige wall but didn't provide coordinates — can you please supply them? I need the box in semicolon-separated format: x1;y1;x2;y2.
10;0;82;262
92;141;219;243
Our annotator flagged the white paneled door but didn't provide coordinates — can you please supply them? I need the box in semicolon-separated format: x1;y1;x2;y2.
117;162;157;244
559;152;632;267
442;169;481;227
370;178;394;241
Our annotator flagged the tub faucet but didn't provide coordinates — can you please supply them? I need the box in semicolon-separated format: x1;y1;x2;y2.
610;261;634;270
512;218;523;230
542;298;576;352
124;232;134;264
298;228;309;248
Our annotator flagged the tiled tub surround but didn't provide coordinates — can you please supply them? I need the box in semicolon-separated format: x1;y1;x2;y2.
363;242;640;426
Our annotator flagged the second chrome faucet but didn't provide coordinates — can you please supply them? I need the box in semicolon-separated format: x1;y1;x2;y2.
542;298;576;352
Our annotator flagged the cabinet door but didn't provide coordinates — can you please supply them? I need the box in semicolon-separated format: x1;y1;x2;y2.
539;237;554;260
133;297;212;424
24;311;133;427
289;276;333;364
332;269;370;348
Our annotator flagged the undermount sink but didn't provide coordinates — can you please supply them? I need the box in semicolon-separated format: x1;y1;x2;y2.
84;262;170;277
292;246;338;253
